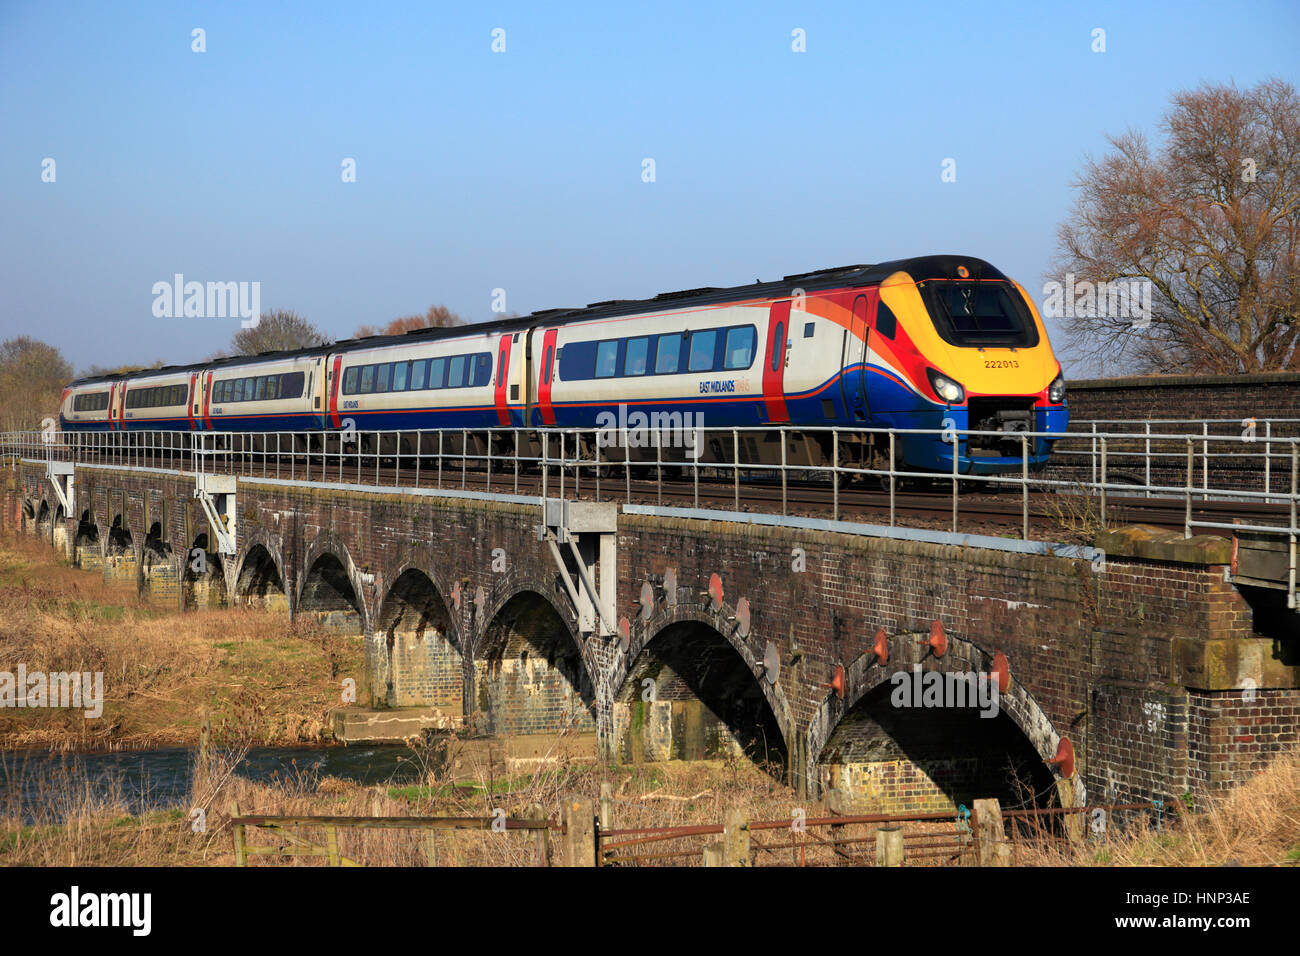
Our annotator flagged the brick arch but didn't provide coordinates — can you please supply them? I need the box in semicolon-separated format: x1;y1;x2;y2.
803;628;1066;800
233;529;288;599
474;569;591;675
381;559;463;645
474;577;599;738
298;531;372;632
612;601;796;762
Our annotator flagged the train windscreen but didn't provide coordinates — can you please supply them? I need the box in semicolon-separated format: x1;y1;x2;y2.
919;280;1039;348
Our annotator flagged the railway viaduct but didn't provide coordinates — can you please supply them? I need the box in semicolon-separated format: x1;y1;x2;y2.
4;457;1297;815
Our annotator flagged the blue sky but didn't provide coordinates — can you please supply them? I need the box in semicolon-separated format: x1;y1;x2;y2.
2;0;1297;376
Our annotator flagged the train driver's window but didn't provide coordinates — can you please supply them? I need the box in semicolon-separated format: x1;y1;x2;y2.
875;302;898;340
655;334;682;374
595;340;618;378
409;360;427;391
689;330;717;372
625;338;649;376
723;326;755;370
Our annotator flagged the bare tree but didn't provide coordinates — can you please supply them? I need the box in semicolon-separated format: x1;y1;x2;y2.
230;309;330;355
1055;78;1300;374
354;304;467;338
0;337;73;431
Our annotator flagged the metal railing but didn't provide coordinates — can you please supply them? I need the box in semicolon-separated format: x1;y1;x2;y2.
4;424;1297;604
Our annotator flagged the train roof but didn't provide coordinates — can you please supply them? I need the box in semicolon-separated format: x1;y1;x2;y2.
65;254;1002;388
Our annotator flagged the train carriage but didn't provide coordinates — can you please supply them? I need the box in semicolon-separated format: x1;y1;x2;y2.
59;254;1069;477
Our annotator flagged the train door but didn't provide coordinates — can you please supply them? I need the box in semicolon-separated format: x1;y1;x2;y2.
537;328;559;426
187;374;198;430
312;357;327;428
494;334;513;425
840;294;870;420
328;355;343;429
109;381;125;430
762;301;790;423
202;372;214;429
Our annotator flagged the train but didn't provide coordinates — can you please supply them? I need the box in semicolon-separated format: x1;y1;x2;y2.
59;255;1068;476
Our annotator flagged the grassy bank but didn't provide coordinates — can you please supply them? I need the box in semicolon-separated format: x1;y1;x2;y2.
0;532;363;751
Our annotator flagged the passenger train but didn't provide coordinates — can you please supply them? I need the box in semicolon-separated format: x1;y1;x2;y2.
59;255;1068;475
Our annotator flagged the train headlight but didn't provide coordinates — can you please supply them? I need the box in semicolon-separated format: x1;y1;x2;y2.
926;368;965;404
1048;374;1066;404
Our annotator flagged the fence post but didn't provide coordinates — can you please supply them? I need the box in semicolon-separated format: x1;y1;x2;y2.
875;826;904;867
723;809;750;867
561;798;595;867
599;782;613;834
525;802;551;867
325;825;340;867
702;842;725;867
973;798;1009;866
826;788;850;866
230;801;247;867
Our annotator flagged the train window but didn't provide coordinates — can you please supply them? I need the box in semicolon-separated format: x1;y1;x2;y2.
723;327;755;370
496;351;507;388
428;357;446;389
376;364;391;393
771;323;784;372
921;280;1037;347
448;355;467;388
875;302;898;340
804;322;815;338
625;337;649;376
688;330;716;372
243;377;256;401
410;359;427;391
282;372;304;398
393;361;409;392
359;366;374;393
73;393;104;412
544;346;553;385
255;378;267;401
343;367;358;394
655;333;682;374
595;341;619;378
474;354;492;387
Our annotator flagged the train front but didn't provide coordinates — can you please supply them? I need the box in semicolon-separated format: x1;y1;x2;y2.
879;256;1068;475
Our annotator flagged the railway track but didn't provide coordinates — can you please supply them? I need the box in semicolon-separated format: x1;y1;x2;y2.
45;450;1293;543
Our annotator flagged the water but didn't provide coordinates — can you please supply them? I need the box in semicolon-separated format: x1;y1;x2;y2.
0;745;426;824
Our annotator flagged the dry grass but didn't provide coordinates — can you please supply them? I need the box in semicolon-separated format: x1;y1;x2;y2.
1017;751;1300;867
0;530;363;751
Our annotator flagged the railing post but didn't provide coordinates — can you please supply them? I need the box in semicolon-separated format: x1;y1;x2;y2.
1099;436;1108;529
1185;438;1194;538
732;428;739;511
832;428;839;522
1021;432;1029;540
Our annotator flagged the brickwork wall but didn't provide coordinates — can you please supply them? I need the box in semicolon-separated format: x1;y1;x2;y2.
3;461;1294;810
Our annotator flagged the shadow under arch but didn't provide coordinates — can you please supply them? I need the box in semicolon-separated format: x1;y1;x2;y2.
298;550;365;634
806;635;1065;810
235;543;287;610
614;618;788;777
377;567;462;710
474;589;596;739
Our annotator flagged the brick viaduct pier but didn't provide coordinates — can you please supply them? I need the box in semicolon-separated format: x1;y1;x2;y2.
5;458;1297;813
